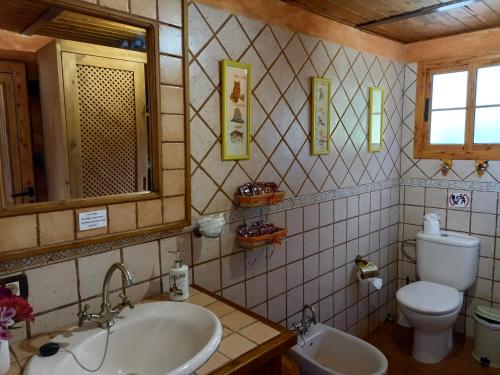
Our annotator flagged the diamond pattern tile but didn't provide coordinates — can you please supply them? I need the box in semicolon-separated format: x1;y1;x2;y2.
191;168;218;213
188;4;213;55
271;142;294;177
331;158;348;186
299;34;319;54
370;59;384;86
239;146;266;180
271;25;294;48
240;47;266;90
270;98;294;135
284;79;307;115
324;41;340;60
189;60;215;111
342;70;359;100
190;115;217;163
298;60;317;94
253;26;281;68
198;93;221;136
197;39;227;86
297;144;316;174
332;87;349;118
217;17;250;60
310;42;330;77
284;35;308;73
202;146;234;183
254;73;281;114
189;3;405;214
341;106;357;135
332;49;350;81
284;161;307;195
255;119;281;156
237;15;265;41
270;54;294;94
284;120;306;156
196;3;230;31
309;159;328;190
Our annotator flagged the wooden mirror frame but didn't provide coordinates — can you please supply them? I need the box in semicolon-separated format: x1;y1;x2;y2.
0;0;191;261
0;0;189;217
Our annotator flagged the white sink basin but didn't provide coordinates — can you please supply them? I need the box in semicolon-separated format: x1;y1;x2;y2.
24;301;222;375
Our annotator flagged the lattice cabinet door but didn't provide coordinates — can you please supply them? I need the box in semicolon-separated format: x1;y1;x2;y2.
61;52;148;198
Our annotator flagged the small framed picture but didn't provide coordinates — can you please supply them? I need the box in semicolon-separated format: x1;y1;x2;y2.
368;87;385;152
311;77;331;155
221;60;251;160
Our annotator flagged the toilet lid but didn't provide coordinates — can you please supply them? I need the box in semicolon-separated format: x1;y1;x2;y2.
396;281;461;315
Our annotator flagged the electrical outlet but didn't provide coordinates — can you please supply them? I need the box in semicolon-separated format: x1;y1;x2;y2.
5;281;20;296
0;275;28;298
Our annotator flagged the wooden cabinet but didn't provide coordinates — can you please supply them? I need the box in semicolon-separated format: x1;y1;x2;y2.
38;39;148;200
0;61;34;207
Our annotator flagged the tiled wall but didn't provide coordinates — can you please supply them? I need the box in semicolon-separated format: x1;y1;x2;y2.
187;2;404;215
0;0;407;342
186;1;404;336
10;185;400;341
400;63;500;337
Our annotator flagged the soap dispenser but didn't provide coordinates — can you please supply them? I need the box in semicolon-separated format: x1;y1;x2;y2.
168;251;189;301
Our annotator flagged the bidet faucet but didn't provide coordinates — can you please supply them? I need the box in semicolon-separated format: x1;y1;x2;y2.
293;304;317;335
78;263;135;329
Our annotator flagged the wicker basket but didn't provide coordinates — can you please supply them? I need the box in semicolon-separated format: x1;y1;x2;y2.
235;191;285;207
235;228;288;249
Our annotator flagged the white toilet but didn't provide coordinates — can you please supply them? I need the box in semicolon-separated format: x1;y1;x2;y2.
396;231;479;364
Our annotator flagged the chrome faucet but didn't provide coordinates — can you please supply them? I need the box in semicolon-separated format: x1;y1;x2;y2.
293;304;317;335
78;263;135;329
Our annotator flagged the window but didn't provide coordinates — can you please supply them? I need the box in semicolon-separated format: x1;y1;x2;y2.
414;55;500;159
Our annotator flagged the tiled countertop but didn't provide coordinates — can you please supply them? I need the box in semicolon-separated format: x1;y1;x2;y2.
6;286;296;374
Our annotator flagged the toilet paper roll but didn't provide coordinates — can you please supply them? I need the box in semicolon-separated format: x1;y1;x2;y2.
423;220;440;235
423;213;441;235
356;270;383;290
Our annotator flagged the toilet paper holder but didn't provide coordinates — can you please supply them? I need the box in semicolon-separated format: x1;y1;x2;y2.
355;255;379;279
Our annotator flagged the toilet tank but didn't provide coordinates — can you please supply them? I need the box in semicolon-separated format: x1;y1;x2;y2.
416;231;479;291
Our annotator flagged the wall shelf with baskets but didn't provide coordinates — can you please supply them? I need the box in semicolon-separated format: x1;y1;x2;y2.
235;182;285;208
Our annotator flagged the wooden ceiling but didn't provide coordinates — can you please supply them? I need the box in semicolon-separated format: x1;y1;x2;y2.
283;0;500;43
0;0;146;50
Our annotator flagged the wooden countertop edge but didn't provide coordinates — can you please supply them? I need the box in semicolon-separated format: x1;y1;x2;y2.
192;284;298;374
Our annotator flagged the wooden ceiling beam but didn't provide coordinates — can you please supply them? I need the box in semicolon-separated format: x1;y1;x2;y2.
357;0;481;29
21;7;62;36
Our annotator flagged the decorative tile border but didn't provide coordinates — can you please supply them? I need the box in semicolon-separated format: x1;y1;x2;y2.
400;177;500;192
223;178;400;223
0;179;399;275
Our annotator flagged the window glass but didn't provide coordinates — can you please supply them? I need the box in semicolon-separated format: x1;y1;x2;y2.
431;71;468;109
476;65;500;106
474;107;500;144
429;71;467;145
474;65;500;144
430;109;466;144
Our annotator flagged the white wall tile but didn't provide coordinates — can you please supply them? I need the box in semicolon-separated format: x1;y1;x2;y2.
27;261;78;313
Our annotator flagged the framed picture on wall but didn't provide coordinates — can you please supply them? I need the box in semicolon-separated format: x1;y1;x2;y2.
311;77;331;155
368;87;385;152
221;60;252;161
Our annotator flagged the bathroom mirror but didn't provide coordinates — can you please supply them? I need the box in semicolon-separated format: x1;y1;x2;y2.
0;0;159;210
368;87;384;152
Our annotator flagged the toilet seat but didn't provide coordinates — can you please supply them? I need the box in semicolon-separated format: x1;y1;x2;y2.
396;281;461;315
